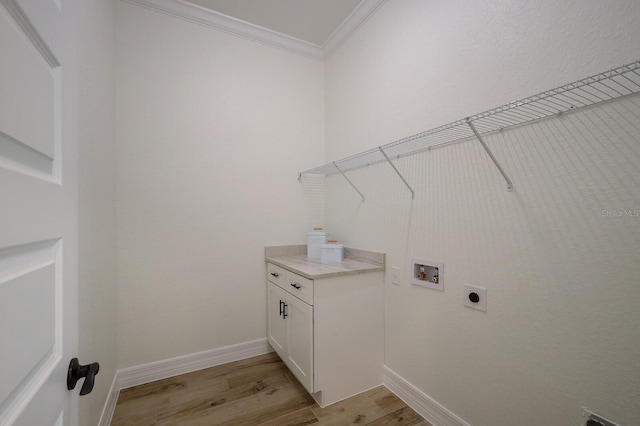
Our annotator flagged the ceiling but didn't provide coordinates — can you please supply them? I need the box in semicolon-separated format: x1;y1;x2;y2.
184;0;363;46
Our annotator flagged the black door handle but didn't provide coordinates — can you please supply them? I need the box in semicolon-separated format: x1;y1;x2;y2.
279;299;284;316
67;358;100;395
282;302;288;319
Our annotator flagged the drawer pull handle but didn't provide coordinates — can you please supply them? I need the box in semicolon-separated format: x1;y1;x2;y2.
279;300;284;316
282;302;288;319
270;272;280;278
290;283;301;290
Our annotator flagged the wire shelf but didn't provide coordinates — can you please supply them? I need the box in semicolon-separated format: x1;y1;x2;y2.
299;60;640;183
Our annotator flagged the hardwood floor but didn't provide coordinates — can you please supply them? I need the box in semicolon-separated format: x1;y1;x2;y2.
111;352;431;425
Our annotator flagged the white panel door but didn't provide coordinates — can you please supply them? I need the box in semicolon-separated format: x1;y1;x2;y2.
0;0;79;424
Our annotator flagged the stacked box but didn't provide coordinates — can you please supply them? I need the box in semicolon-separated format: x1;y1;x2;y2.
307;231;328;258
321;243;344;263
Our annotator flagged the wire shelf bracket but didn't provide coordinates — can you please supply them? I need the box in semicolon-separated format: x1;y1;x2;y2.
298;60;640;199
333;161;365;202
379;147;415;199
466;118;513;192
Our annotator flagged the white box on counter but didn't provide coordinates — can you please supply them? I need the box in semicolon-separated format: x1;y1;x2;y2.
307;230;328;259
321;243;344;263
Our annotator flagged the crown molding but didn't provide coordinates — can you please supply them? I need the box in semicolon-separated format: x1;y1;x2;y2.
120;0;324;59
322;0;388;57
119;0;387;60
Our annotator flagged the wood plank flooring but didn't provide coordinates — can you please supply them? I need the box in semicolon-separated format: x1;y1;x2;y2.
111;352;431;425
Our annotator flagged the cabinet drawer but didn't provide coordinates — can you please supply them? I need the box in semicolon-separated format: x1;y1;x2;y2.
266;263;286;287
286;271;314;305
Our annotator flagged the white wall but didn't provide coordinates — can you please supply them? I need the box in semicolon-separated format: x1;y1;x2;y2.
325;1;640;425
115;2;325;368
77;0;117;424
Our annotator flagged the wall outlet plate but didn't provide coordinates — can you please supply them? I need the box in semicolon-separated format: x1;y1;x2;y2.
464;284;487;312
391;267;400;286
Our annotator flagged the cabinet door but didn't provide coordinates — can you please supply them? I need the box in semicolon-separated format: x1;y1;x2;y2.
267;282;286;358
286;295;314;392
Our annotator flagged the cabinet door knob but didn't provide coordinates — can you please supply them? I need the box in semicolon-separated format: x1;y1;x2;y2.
290;283;301;290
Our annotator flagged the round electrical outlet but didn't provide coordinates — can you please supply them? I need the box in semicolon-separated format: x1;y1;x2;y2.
464;284;487;312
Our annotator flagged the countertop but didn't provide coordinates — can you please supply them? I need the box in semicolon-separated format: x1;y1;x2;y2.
265;245;385;279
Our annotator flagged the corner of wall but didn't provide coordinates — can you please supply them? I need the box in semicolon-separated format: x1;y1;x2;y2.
383;366;471;426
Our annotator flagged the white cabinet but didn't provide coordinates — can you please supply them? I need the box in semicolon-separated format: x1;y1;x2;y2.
267;280;313;392
266;282;286;354
283;288;313;390
266;261;384;407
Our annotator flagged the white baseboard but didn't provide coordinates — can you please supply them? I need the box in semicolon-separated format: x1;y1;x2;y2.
117;338;272;390
99;338;272;424
103;343;465;426
97;374;120;426
383;366;471;426
97;339;272;423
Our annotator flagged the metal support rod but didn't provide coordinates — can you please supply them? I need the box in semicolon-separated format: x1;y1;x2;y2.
378;147;415;200
466;118;514;192
333;162;365;202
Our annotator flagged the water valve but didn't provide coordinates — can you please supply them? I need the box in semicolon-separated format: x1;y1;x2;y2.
410;259;443;291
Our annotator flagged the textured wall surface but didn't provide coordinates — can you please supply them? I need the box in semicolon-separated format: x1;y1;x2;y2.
115;2;325;368
77;0;117;424
324;1;640;424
